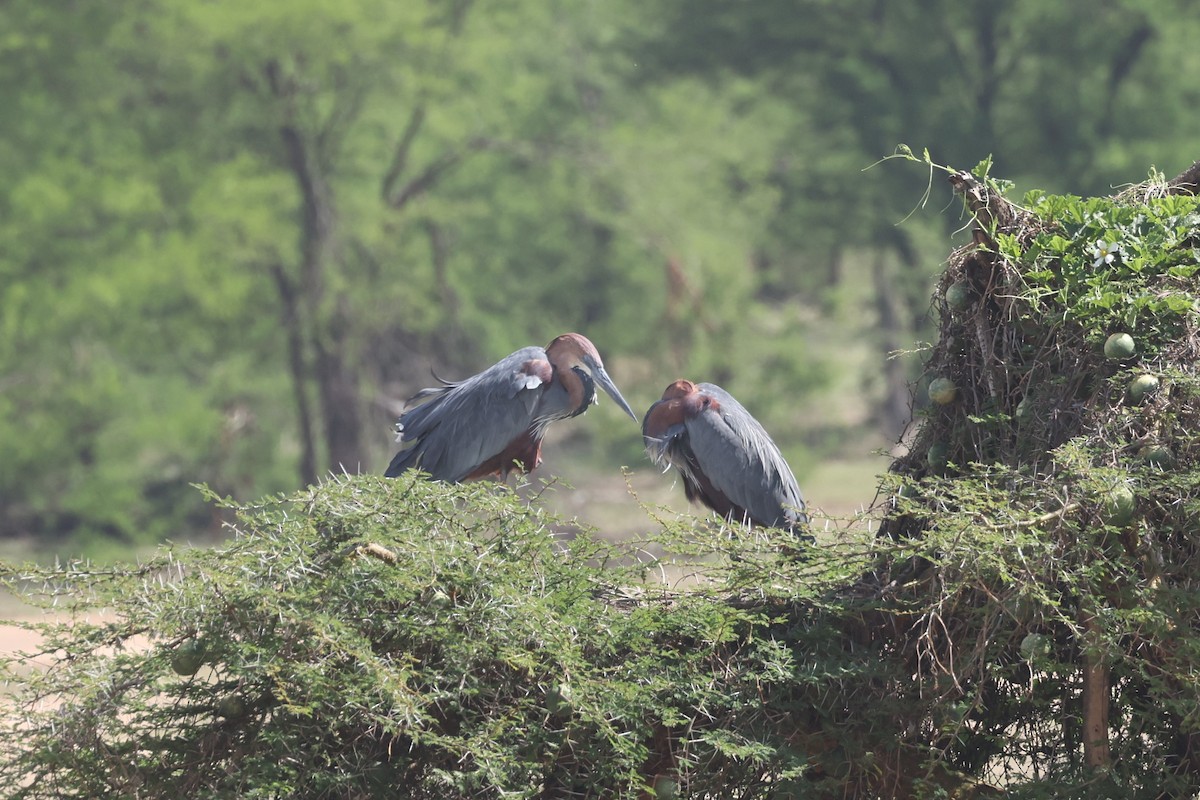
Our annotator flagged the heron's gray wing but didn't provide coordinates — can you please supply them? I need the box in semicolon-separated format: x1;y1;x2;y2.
688;384;805;528
395;347;549;481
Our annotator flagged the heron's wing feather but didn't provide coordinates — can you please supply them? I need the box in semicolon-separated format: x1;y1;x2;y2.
394;347;549;481
688;384;805;528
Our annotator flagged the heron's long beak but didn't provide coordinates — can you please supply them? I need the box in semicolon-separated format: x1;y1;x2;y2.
594;367;638;421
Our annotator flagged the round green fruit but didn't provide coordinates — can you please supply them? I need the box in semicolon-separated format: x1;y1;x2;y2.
926;441;949;471
928;377;957;405
945;281;972;311
547;682;575;715
1102;484;1136;527
170;640;208;676
1138;444;1174;469
653;777;680;800
217;695;247;719
1103;332;1136;359
1019;633;1052;661
1127;374;1159;404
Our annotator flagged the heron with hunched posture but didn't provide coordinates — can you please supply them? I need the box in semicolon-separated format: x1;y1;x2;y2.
385;333;637;482
642;379;807;532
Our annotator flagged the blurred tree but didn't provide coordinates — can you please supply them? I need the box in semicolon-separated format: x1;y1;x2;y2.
3;0;1198;548
0;1;519;542
0;0;694;546
0;1;264;546
625;0;1200;437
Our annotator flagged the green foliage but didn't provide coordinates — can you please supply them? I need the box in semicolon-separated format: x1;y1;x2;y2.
1011;191;1200;338
0;476;880;799
4;0;1200;787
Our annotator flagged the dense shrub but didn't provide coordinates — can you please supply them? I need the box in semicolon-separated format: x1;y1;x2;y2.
1;476;877;798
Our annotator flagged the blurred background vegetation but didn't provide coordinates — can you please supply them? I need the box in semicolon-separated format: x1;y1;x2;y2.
2;0;1198;557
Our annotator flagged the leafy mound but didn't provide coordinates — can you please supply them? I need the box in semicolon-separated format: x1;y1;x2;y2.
912;185;1200;476
879;166;1200;795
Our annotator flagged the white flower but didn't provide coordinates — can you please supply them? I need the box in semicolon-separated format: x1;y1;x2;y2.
1092;239;1120;268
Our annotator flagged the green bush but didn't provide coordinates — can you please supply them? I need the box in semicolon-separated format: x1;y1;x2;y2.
1;476;882;799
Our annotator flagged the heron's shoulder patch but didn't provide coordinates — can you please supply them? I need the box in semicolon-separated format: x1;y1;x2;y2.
515;359;553;391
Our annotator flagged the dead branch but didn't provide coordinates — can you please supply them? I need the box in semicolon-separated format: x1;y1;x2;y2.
947;170;1030;247
1167;159;1200;196
381;105;428;204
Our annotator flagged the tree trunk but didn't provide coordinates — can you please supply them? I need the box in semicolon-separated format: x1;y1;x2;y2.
270;60;365;477
269;263;319;486
1080;662;1111;769
311;303;364;474
1168;159;1200;195
1080;611;1112;771
284;121;364;474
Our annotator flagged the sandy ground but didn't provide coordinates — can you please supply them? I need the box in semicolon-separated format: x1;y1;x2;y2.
0;621;50;666
0;609;128;687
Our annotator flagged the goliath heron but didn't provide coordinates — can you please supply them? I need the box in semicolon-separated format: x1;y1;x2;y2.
386;333;637;482
643;379;807;531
